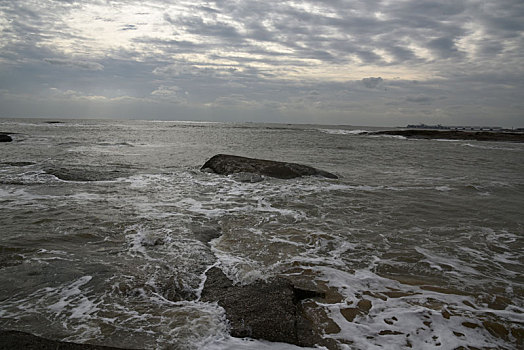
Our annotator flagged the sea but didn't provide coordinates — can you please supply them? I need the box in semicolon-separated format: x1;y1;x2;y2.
0;118;522;349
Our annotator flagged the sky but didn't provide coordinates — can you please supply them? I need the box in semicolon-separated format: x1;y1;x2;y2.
0;0;523;127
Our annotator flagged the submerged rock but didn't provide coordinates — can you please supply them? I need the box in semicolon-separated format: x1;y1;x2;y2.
201;154;338;179
200;267;331;347
45;167;126;182
0;330;126;349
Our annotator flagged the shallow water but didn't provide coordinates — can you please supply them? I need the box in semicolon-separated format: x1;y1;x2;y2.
0;118;522;349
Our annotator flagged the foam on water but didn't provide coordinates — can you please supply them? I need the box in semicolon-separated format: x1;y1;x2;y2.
318;128;369;135
305;267;523;349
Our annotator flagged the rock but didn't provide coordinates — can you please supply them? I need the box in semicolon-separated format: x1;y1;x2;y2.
200;267;330;347
357;299;372;313
193;227;222;244
482;321;509;341
45;167;126;182
1;162;34;167
367;129;524;142
341;307;360;322
201;154;338;179
0;134;12;142
0;330;126;350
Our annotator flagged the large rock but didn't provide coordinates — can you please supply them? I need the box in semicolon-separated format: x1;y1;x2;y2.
0;330;126;350
201;154;338;179
200;267;330;347
0;134;12;142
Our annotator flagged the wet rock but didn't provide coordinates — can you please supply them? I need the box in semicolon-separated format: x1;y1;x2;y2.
511;327;524;346
462;321;480;329
487;295;511;310
482;321;509;341
193;227;222;244
441;309;451;319
0;330;126;349
300;300;340;335
201;154;338;179
0;134;12;142
363;291;387;301
367;129;524;142
340;299;372;323
383;290;417;298
341;307;360;322
357;299;372;312
45;167;126;181
378;330;404;335
1;162;34;167
200;267;329;347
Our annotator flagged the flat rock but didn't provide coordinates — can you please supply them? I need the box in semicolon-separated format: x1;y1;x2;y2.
45;167;127;182
368;129;524;142
0;330;127;350
200;267;330;347
201;154;338;179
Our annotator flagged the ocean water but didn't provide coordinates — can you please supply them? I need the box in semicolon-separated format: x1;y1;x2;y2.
0;118;522;349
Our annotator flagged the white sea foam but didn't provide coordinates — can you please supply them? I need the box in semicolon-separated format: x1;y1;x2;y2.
414;247;480;276
318;128;369;135
370;134;407;140
201;337;320;350
435;138;462;142
308;266;518;349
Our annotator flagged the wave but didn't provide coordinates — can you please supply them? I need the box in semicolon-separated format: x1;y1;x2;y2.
317;128;369;135
462;143;523;151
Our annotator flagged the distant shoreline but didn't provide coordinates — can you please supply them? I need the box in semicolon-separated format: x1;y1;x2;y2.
368;129;524;142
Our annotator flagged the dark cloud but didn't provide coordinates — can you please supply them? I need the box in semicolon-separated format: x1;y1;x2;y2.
428;37;463;59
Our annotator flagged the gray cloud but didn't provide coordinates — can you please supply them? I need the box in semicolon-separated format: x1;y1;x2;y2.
405;95;434;104
362;77;384;89
0;0;523;127
428;37;463;59
44;58;104;71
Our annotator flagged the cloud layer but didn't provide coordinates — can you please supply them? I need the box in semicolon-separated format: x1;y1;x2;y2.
1;0;523;126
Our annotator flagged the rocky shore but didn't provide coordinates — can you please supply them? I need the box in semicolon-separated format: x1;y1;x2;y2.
368;129;524;142
0;330;127;350
201;154;338;179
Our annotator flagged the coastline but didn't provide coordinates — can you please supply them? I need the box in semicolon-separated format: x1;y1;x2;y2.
368;129;524;142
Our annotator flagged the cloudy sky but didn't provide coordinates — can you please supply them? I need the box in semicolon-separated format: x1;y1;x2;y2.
1;0;523;127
